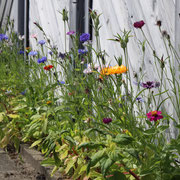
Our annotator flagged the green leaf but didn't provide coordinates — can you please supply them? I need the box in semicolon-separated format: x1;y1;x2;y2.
30;139;42;148
143;128;156;135
78;142;106;150
106;171;127;180
41;158;55;166
125;148;140;161
53;151;61;166
141;174;155;180
113;134;134;145
84;128;107;136
87;149;106;174
64;136;76;146
42;118;48;133
0;112;5;122
65;158;76;174
158;125;169;132
101;158;114;176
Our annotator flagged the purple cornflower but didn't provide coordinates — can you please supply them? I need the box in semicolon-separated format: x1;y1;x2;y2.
141;81;160;89
49;51;53;56
103;118;112;124
136;97;144;102
19;50;24;55
80;33;90;42
28;51;38;56
0;34;8;41
141;81;155;89
37;56;47;63
38;40;46;45
20;90;26;95
78;49;88;55
59;52;66;59
155;82;160;88
67;31;75;35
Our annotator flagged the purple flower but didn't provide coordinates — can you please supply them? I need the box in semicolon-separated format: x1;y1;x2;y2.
38;40;46;45
141;81;155;89
49;51;53;55
59;52;66;59
103;118;112;124
20;90;26;95
155;82;160;88
37;56;47;63
28;51;38;56
19;50;24;55
136;97;144;102
80;33;90;42
0;34;8;41
78;49;88;55
141;81;160;89
67;31;75;35
57;80;65;85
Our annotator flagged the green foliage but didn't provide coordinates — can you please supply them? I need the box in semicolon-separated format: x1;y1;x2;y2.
0;10;180;180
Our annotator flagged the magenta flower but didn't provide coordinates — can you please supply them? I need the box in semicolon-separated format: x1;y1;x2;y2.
146;111;163;121
67;31;75;35
134;20;145;29
103;118;112;124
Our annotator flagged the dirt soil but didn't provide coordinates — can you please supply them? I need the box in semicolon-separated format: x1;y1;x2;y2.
0;145;46;180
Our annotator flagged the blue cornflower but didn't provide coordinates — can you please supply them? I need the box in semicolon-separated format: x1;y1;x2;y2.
49;51;53;55
136;97;144;102
80;33;90;42
57;80;65;85
20;90;26;95
28;51;38;56
0;34;8;41
38;40;46;45
19;50;24;55
59;52;66;59
78;49;88;55
37;56;47;63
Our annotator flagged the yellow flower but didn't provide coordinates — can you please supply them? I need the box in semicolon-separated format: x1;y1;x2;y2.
46;101;52;105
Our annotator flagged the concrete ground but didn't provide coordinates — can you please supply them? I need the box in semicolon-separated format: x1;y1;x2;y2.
0;148;44;180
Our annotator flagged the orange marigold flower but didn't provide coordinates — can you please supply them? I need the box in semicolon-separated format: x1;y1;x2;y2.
100;65;127;77
44;65;54;70
46;101;52;105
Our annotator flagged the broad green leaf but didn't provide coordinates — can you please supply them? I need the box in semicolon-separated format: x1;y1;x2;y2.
7;114;20;119
65;158;76;174
101;158;114;176
41;158;55;166
158;125;169;132
78;142;106;150
30;114;42;120
113;134;134;145
87;149;106;174
0;112;5;122
42;118;48;133
30;139;42;148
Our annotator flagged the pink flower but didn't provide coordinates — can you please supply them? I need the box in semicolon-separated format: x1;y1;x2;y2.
31;34;37;39
146;110;163;121
67;31;75;35
133;20;145;29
